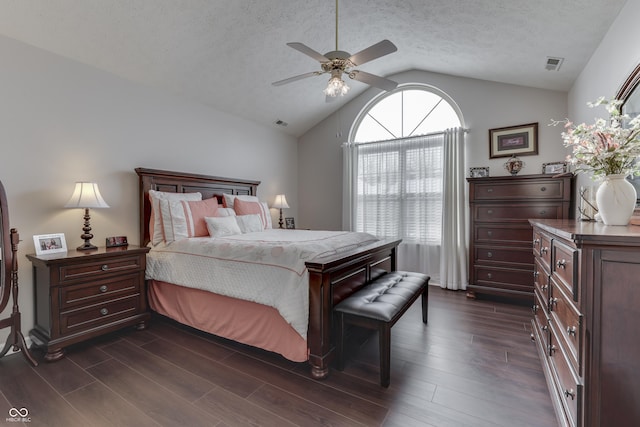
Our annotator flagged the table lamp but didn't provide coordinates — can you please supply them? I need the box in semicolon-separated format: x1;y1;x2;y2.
272;194;289;229
65;182;109;250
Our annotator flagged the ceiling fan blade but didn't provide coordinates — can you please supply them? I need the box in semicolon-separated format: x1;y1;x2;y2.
272;71;322;86
348;40;397;66
349;70;398;92
287;42;330;63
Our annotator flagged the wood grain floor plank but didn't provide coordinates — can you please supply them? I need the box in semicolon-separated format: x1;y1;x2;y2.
101;338;216;402
87;358;221;426
65;381;160;427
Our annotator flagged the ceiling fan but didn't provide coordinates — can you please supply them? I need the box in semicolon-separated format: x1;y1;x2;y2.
272;0;398;98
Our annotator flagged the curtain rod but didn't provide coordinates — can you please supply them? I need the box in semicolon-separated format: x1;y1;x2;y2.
342;128;469;148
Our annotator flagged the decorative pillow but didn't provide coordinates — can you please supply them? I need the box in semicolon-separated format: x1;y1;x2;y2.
204;216;242;238
159;197;218;243
234;198;272;229
222;193;259;209
235;214;264;234
149;190;202;246
215;207;237;217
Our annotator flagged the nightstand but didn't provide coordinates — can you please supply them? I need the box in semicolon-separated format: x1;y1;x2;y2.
26;245;150;361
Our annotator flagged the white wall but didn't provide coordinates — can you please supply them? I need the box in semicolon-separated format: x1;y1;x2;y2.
568;0;640;195
0;35;298;345
298;69;568;230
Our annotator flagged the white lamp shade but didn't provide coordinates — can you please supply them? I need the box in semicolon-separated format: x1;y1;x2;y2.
272;194;289;209
64;182;110;209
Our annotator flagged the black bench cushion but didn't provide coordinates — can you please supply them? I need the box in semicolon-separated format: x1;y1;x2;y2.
334;271;429;322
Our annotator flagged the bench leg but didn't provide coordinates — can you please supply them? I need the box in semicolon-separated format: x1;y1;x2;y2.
336;312;345;371
379;323;391;388
421;286;428;324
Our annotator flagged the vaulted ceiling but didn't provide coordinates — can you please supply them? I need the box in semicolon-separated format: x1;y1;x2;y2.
0;0;627;136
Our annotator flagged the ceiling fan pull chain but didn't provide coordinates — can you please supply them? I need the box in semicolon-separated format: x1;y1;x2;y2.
335;0;339;51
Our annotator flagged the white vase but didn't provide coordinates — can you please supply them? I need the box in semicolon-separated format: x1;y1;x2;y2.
595;174;637;225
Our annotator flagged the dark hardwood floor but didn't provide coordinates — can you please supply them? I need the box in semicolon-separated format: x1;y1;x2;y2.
0;287;556;427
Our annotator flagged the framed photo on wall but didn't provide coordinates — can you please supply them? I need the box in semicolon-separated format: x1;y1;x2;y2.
489;123;538;158
33;233;67;256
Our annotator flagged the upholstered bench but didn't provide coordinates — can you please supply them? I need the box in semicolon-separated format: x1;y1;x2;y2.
334;271;430;387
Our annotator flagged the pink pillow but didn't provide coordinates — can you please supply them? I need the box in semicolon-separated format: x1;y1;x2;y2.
182;198;219;237
234;198;270;229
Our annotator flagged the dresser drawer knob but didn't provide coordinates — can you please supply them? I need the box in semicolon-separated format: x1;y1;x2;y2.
487;230;493;237
101;264;109;271
541;247;548;255
542;284;548;291
533;238;540;245
539;210;546;215
532;304;538;314
99;285;108;293
542;325;548;332
540;186;547;192
487;251;493;258
486;273;492;279
548;344;556;355
100;308;109;316
487;188;493;193
487;209;493;215
564;389;576;400
556;259;567;269
533;270;539;278
567;325;577;336
550;297;558;308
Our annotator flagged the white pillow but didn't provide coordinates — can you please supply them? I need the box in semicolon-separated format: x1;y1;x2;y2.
215;207;237;217
222;193;259;209
204;216;242;238
235;214;264;234
149;190;202;246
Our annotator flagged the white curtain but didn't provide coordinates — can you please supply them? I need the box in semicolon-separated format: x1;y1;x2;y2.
343;128;468;288
439;128;468;290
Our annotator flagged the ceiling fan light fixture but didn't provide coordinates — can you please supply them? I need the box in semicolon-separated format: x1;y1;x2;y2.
324;71;350;97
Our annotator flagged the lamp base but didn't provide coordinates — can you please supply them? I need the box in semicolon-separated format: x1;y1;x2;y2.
77;242;98;251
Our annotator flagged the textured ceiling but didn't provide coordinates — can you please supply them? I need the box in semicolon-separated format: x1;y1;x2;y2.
0;0;627;136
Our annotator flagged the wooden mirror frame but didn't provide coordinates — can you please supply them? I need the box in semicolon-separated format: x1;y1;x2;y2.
0;180;11;313
0;180;37;365
616;62;640;204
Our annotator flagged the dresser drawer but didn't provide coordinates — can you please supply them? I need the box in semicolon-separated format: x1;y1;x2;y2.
475;225;532;243
58;255;144;284
474;266;533;291
473;180;566;200
60;295;140;335
474;203;564;221
475;246;533;266
537;233;552;272
533;258;550;298
550;276;583;372
533;288;550;350
552;239;579;301
59;273;140;310
549;328;582;427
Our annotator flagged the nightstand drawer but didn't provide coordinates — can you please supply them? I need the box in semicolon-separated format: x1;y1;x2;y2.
59;273;140;310
58;255;144;283
60;295;139;335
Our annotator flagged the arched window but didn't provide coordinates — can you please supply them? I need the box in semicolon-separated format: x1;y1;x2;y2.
345;84;466;288
351;84;462;143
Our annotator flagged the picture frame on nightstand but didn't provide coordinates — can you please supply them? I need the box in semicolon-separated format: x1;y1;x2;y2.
33;233;67;256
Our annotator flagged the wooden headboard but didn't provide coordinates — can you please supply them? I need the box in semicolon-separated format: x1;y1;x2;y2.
135;168;260;246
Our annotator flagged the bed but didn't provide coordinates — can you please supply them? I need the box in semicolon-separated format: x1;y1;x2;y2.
136;167;400;379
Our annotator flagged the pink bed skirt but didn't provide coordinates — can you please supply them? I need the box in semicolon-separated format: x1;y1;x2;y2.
147;280;308;362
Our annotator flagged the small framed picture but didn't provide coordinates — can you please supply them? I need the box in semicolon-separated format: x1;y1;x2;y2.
469;167;490;178
542;161;568;175
285;217;295;229
33;233;67;256
106;235;128;248
489;123;538;158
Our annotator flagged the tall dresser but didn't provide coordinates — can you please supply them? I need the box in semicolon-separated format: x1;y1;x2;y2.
467;174;573;301
529;219;640;427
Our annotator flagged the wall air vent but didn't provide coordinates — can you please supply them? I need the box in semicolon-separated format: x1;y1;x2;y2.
274;119;288;127
545;57;564;71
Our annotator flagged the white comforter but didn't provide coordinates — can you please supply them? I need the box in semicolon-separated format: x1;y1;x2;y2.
145;229;379;339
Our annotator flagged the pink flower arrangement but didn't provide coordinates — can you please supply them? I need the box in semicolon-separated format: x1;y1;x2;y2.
550;97;640;178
